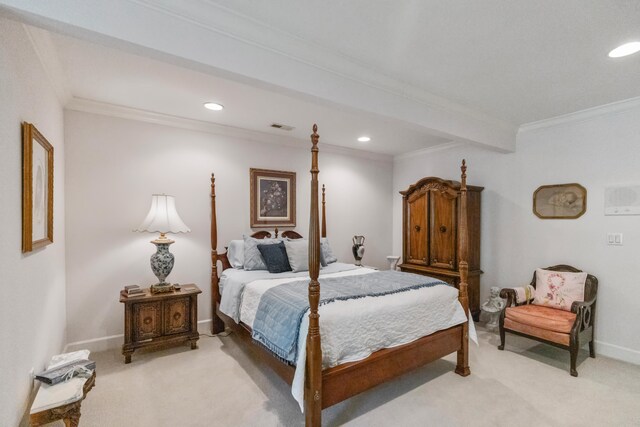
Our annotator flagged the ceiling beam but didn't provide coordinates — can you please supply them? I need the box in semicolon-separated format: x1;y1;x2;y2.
0;0;517;152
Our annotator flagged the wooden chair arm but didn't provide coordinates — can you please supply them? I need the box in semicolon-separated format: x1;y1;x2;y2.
499;288;516;307
571;297;596;313
571;297;596;331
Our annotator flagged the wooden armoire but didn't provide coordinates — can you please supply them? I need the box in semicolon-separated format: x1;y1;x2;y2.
399;177;483;320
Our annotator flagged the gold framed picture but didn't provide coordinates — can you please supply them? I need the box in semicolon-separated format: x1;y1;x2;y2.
533;183;586;219
22;122;54;252
250;168;296;228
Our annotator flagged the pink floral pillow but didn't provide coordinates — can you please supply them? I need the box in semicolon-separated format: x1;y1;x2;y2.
533;268;587;311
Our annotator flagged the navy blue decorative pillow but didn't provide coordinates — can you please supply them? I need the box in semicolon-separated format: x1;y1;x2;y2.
257;242;292;273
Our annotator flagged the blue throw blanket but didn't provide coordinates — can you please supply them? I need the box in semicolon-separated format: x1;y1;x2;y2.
251;270;447;363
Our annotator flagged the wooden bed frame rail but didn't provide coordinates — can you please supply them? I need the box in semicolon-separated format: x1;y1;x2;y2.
210;125;470;427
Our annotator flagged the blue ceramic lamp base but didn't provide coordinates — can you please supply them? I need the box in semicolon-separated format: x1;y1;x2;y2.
150;234;175;293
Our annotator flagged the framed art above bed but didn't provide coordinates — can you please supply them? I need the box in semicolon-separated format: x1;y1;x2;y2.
250;168;296;228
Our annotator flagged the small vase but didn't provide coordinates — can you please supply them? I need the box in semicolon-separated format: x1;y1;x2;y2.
352;235;365;266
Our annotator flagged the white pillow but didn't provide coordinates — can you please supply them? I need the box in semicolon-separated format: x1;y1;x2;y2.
227;240;244;269
321;238;337;264
243;235;280;271
284;239;310;273
533;268;587;311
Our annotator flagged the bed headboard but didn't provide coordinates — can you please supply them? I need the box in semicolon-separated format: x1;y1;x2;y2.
251;228;304;240
209;173;328;332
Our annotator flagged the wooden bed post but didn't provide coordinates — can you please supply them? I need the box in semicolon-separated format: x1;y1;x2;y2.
210;174;225;334
321;184;327;238
455;160;471;376
305;125;322;427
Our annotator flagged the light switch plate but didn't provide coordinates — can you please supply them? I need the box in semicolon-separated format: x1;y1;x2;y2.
607;233;623;246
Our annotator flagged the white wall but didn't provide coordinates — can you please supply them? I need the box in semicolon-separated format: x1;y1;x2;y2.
0;19;66;426
393;105;640;364
64;110;393;348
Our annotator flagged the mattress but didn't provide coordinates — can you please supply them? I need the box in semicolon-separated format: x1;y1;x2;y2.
219;264;472;411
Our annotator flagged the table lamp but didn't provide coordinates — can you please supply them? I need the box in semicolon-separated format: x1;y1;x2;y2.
135;194;190;293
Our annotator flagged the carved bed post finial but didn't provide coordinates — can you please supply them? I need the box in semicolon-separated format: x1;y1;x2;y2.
456;159;470;376
311;124;319;148
210;173;225;334
274;226;279;238
461;159;467;185
305;124;322;427
321;184;326;238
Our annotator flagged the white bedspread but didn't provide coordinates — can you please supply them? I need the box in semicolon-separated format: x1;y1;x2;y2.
220;264;471;412
219;262;359;322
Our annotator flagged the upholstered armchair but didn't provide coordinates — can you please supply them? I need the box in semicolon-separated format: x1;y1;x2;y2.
498;265;598;376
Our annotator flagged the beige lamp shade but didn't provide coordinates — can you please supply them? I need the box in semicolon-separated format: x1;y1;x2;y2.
135;194;190;234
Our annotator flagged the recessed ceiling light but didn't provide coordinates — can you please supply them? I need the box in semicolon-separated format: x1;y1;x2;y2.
357;136;371;142
204;102;224;111
608;42;640;58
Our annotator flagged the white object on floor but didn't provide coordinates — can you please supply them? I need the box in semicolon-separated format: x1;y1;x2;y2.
386;255;400;270
480;286;505;331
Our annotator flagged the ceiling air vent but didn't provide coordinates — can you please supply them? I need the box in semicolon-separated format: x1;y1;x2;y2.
270;123;295;131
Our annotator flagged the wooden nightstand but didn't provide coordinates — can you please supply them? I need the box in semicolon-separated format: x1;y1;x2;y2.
120;284;201;363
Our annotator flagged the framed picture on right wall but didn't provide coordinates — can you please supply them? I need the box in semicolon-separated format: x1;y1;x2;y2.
533;183;587;219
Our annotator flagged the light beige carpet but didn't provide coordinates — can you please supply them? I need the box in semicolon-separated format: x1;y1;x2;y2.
47;327;640;426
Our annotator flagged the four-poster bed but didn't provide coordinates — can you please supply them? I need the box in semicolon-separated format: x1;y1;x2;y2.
210;125;471;427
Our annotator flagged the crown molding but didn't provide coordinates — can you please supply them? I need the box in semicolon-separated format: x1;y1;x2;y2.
519;95;640;134
65;97;393;163
22;23;72;105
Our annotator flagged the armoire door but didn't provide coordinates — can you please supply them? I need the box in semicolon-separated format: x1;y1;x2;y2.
429;190;457;269
406;191;428;265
